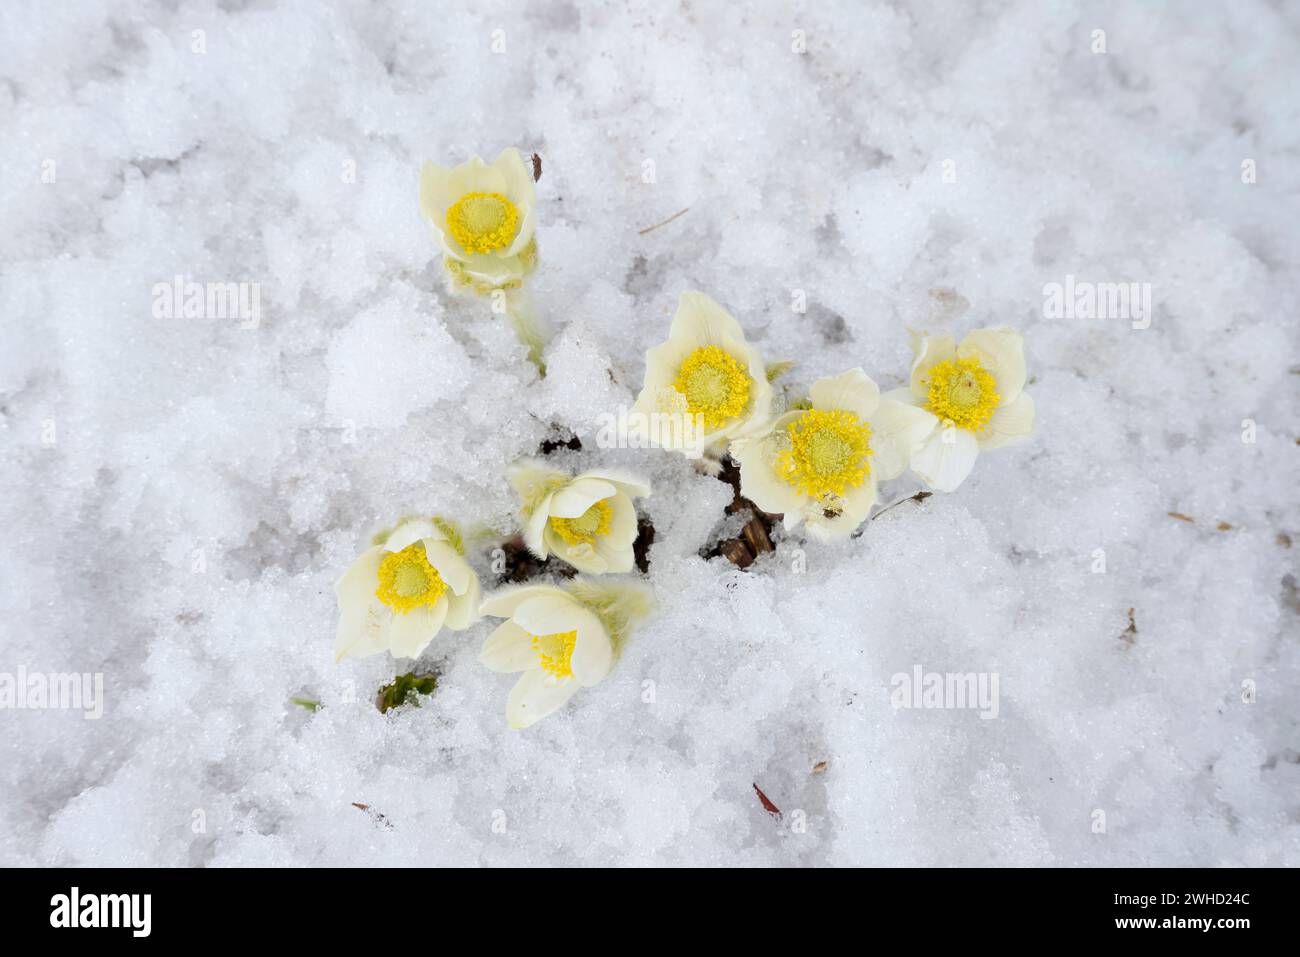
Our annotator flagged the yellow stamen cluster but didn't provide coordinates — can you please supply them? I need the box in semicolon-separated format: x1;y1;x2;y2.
446;191;519;254
673;346;750;429
531;629;578;679
776;408;873;499
549;499;613;546
374;542;446;614
924;357;1000;432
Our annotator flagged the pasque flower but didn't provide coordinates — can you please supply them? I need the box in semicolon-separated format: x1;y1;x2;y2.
734;368;934;541
479;581;652;729
888;327;1036;492
629;292;773;458
419;147;546;370
334;517;480;662
510;461;649;574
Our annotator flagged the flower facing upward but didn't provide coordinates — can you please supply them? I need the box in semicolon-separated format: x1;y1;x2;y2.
334;517;480;662
478;581;652;729
510;462;650;575
734;368;935;541
888;327;1036;492
629;292;773;457
419;148;538;291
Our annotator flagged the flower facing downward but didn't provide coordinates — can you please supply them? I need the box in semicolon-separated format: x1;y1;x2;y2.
334;517;480;663
630;292;772;457
889;327;1036;492
419;148;538;292
479;581;652;729
734;368;934;541
510;462;649;575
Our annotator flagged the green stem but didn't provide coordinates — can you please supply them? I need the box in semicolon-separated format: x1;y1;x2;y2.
503;286;547;376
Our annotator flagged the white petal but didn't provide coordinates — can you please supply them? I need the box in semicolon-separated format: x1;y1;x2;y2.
550;478;616;518
480;585;568;620
384;519;439;553
512;592;581;637
909;333;957;399
569;607;614;686
591;534;635;574
733;417;806;516
479;621;536;673
423;540;472;595
870;394;941;481
507;669;581;729
553;537;607;574
910;426;980;493
524;491;554;558
958;327;1026;404
334;599;390;663
491;146;536;208
388;600;448;660
668;291;746;346
978;391;1035;450
444;572;480;630
577;469;651;500
606;492;639;546
418;161;454;229
809;367;880;419
804;478;877;542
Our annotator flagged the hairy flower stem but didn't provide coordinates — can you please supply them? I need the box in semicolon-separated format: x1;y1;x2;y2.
504;285;547;376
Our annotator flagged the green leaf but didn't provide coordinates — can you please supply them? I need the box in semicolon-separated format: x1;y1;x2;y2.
376;672;438;713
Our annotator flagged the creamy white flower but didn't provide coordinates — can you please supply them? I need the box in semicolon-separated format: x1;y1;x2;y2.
510;462;649;574
887;326;1036;492
334;517;480;663
477;584;616;729
418;147;538;291
629;291;772;458
733;368;934;541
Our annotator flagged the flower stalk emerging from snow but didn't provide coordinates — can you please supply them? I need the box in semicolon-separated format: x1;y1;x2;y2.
479;581;653;729
629;291;773;459
335;517;480;662
889;327;1036;492
733;368;934;541
510;461;650;574
419;147;547;373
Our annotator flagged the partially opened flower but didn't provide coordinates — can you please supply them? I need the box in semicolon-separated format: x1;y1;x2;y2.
419;147;538;292
888;327;1036;492
734;368;934;541
629;292;772;458
334;517;480;663
510;461;649;574
419;147;546;371
479;581;652;729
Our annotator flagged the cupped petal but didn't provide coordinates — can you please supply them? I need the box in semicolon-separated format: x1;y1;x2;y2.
605;492;639;547
418;161;455;230
491;147;536;207
733;423;806;516
507;669;581;729
512;591;582;637
336;545;384;608
804;478;878;542
384;519;440;553
668;291;746;346
577;469;651;500
479;620;536;673
524;491;555;558
444;571;481;630
958;327;1026;404
568;606;614;686
334;599;391;663
549;478;617;518
909;332;957;399
978;390;1035;450
387;600;449;660
591;534;635;574
552;536;606;575
910;426;980;493
870;393;942;481
810;367;881;419
480;584;568;620
423;540;472;595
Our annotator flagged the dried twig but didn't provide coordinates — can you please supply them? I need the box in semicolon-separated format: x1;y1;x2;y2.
638;207;689;235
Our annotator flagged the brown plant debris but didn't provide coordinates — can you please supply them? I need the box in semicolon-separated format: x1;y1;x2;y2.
351;803;394;830
531;153;542;182
1119;607;1138;647
1168;511;1195;523
638;207;690;235
706;455;780;569
753;783;782;818
812;761;829;775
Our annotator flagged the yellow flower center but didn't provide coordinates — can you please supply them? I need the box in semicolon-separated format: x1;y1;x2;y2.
549;499;613;546
776;408;873;499
925;357;1000;432
374;542;446;615
530;629;577;679
673;346;750;429
445;191;519;254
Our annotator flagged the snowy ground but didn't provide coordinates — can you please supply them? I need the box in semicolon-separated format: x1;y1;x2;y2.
2;0;1297;866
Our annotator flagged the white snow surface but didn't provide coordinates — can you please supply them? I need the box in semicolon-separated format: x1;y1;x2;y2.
1;0;1298;866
